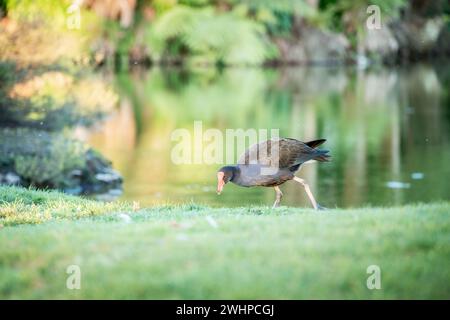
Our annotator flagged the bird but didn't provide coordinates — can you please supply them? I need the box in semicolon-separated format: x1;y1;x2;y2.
216;138;330;209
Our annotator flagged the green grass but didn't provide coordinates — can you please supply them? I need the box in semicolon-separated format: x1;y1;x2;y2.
0;186;449;299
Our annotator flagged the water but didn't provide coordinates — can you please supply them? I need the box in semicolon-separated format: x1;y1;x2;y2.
76;63;449;208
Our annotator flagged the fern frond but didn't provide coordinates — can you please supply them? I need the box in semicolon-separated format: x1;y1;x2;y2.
148;6;274;65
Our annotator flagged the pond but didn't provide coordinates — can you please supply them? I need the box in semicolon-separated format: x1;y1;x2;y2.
71;62;450;208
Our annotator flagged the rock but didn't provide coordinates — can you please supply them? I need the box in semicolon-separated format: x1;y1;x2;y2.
362;24;399;60
108;189;123;196
81;149;123;195
273;25;350;65
0;172;21;185
436;23;450;54
273;37;307;64
95;170;121;183
0;128;123;196
390;16;445;57
300;27;350;64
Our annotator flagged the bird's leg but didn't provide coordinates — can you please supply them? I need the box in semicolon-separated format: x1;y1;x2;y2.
293;176;319;210
272;186;283;209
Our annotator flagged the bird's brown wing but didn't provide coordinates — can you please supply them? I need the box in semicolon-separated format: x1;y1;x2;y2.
238;138;319;168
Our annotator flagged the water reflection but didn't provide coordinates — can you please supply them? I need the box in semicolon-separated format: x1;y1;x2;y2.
0;66;122;197
78;63;450;208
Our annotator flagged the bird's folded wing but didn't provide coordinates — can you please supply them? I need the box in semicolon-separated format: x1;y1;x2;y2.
237;138;318;168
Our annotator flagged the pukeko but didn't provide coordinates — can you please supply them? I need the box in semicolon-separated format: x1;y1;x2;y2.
217;138;330;209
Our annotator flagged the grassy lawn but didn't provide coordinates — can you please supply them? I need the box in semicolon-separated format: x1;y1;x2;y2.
0;186;449;299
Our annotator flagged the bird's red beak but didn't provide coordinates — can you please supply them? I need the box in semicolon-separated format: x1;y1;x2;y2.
217;172;225;195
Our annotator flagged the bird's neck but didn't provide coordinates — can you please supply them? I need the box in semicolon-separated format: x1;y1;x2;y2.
229;166;240;181
229;166;240;182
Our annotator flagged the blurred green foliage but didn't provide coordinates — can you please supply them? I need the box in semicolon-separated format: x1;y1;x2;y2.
0;128;86;188
3;0;449;66
144;0;324;65
320;0;407;27
146;6;275;65
6;0;66;24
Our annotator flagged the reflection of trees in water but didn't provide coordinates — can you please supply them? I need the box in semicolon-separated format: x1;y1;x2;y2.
0;63;122;196
85;64;450;206
396;64;450;203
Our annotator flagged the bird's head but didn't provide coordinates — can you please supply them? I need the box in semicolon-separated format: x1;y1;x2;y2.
217;166;236;195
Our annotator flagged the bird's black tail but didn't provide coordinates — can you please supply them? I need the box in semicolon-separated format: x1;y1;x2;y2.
306;139;331;162
305;139;327;149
